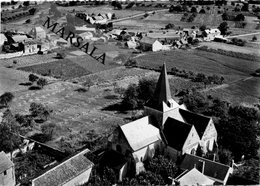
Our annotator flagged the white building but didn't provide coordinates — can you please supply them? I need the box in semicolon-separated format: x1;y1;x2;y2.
29;27;47;39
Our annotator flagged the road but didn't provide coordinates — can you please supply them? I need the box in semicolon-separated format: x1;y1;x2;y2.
226;32;260;39
108;9;168;23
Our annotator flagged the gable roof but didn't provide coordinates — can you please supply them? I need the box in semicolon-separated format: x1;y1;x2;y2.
119;116;161;151
163;117;193;151
180;153;232;182
179;109;211;138
0;151;14;174
32;149;93;186
140;37;158;45
146;63;176;111
176;168;215;185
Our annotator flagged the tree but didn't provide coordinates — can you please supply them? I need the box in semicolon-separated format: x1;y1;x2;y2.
144;155;178;183
41;123;56;140
29;102;50;121
218;148;232;165
199;9;206;14
37;78;47;89
199;25;206;31
218;22;229;35
29;8;36;15
191;7;197;13
235;14;245;21
23;1;29;6
0;92;14;107
252;36;257;41
29;74;39;83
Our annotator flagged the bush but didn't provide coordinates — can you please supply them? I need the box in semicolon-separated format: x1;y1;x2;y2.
231;38;246;46
199;9;206;14
234;13;245;21
125;58;137;67
252;36;257;41
191;7;197;13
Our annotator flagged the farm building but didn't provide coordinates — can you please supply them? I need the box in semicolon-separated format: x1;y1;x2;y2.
139;37;163;52
29;26;47;39
0;151;16;186
180;154;233;185
174;168;215;185
23;40;39;54
31;148;94;186
78;32;94;40
108;116;163;176
0;34;7;47
204;28;221;41
11;34;28;43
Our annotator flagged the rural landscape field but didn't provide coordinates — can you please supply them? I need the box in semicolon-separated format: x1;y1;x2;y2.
0;0;260;185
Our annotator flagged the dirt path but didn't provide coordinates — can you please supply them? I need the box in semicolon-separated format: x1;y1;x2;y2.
227;32;260;39
108;9;168;23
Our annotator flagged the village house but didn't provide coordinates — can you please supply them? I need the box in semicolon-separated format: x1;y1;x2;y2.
29;26;47;39
78;31;94;40
108;116;163;176
31;148;94;186
0;151;16;186
203;28;221;41
180;153;233;185
0;33;8;50
139;37;163;52
23;40;39;54
144;64;218;156
173;167;215;185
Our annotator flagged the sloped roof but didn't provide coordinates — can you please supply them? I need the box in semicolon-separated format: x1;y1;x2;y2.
12;35;28;43
180;154;231;182
146;63;173;111
176;168;215;185
140;37;158;45
0;151;14;173
163;117;192;151
179;109;210;138
35;26;45;33
120;116;161;151
32;149;93;186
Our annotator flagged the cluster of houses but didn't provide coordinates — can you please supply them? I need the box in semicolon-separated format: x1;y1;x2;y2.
108;27;222;52
0;64;235;186
76;12;113;25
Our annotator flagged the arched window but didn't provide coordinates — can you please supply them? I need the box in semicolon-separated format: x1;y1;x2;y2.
207;141;210;150
191;148;196;155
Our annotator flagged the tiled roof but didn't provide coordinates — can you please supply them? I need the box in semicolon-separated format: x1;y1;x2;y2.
179;109;210;138
140;37;157;45
32;149;93;186
163;117;192;151
180;154;231;182
0;151;14;173
176;167;215;185
119;116;161;151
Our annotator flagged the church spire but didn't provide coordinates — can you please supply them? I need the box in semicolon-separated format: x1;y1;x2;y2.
153;63;172;106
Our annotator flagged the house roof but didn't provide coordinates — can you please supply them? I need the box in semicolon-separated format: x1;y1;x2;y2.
32;149;93;186
12;34;28;43
179;109;210;138
0;151;14;174
163;117;192;151
180;153;232;182
0;34;7;44
140;37;158;45
119;116;161;151
35;26;45;33
176;168;215;185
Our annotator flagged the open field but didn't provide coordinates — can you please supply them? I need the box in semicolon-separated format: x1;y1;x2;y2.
0;67;55;95
17;59;92;80
136;49;260;105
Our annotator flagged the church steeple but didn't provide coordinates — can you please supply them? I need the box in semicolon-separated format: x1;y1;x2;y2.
153;63;172;105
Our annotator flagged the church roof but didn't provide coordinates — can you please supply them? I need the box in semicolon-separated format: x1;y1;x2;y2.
179;109;211;138
180;154;232;183
119;116;161;151
163;117;193;151
0;151;14;174
146;63;176;111
32;149;93;186
176;167;215;185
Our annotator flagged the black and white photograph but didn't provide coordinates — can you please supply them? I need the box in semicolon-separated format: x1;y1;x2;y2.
0;0;259;185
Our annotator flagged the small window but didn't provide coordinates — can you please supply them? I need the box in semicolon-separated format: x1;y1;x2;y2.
4;170;7;175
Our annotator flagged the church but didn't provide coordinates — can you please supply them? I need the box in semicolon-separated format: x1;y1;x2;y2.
107;63;218;179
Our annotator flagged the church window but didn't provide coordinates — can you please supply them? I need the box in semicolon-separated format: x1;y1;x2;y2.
191;148;196;155
4;171;7;176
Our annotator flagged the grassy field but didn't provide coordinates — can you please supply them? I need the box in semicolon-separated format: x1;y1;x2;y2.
17;59;91;80
136;49;260;105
